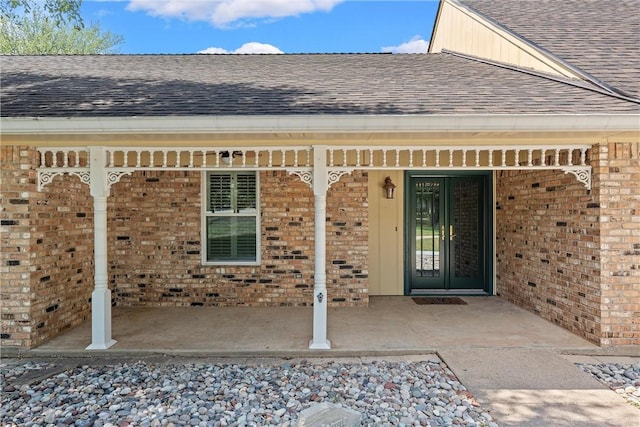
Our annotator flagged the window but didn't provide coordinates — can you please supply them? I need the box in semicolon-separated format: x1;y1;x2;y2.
203;171;259;264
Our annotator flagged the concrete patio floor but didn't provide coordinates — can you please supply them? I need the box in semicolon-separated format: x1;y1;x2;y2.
29;296;600;355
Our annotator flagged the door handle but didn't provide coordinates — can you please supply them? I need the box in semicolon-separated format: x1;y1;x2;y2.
441;224;446;241
450;225;456;241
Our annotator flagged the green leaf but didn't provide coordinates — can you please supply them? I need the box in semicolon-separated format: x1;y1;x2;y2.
1;2;123;54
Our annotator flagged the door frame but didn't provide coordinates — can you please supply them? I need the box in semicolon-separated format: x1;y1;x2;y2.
403;170;494;296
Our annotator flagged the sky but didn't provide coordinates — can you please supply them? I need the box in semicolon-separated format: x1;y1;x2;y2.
80;1;440;54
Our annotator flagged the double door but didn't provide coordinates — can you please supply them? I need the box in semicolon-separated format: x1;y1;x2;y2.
406;173;492;294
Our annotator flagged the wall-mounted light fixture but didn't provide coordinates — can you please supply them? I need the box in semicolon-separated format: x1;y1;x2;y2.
383;176;396;199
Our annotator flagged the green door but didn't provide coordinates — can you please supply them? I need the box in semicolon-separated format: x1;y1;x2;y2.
406;173;492;295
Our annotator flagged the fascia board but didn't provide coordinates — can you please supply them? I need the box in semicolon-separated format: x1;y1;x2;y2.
1;114;639;135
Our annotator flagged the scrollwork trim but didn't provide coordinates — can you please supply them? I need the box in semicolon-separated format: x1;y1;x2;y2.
106;171;132;189
287;168;313;188
37;169;90;191
563;168;591;190
327;168;354;188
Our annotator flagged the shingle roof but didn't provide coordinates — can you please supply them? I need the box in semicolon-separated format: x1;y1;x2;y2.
458;0;640;99
1;53;637;118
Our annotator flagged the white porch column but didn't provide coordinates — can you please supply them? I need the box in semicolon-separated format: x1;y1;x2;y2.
86;147;117;350
309;145;331;349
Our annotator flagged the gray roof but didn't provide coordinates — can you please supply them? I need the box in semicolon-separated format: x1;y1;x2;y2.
458;0;640;99
1;53;638;118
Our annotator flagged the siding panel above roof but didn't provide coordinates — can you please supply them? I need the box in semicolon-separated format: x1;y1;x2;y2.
429;0;578;78
1;54;638;118
457;0;640;99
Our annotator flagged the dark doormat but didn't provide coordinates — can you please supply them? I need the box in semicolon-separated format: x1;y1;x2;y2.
412;297;467;305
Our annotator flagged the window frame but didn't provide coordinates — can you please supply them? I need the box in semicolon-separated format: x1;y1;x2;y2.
201;171;261;266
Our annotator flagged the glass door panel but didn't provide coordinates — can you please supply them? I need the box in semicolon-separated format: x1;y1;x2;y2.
410;178;445;289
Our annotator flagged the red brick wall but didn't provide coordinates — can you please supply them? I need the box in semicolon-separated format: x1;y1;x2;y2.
327;171;369;304
496;143;640;346
496;168;603;344
1;146;93;349
30;172;94;347
1;146;36;348
593;143;640;346
108;170;368;307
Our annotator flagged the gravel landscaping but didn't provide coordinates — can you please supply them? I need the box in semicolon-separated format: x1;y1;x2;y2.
1;356;498;426
4;355;637;426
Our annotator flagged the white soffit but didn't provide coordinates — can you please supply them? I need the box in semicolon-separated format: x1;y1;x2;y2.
1;114;639;135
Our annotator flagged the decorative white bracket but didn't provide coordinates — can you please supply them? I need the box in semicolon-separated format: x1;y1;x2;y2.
287;168;313;188
327;168;354;188
563;168;592;190
106;171;132;194
36;169;133;194
38;170;90;191
287;167;354;189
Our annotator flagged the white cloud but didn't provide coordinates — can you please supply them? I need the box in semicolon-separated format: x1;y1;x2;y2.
127;0;344;27
382;36;430;54
197;47;230;54
198;42;284;54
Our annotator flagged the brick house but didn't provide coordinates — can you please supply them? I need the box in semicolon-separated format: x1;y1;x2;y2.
1;0;638;350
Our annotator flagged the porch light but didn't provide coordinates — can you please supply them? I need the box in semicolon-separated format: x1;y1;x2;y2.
383;176;396;199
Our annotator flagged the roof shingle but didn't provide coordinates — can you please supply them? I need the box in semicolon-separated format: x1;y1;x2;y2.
1;53;637;118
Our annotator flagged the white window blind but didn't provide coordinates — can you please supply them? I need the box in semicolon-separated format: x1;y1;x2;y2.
208;174;232;213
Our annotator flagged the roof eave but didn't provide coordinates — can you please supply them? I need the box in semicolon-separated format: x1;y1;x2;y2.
1;114;639;136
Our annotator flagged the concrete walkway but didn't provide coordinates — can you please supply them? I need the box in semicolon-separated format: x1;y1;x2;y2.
438;349;639;427
8;296;640;426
